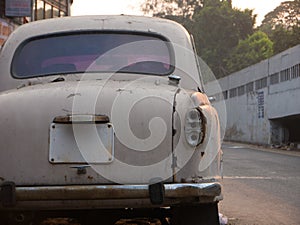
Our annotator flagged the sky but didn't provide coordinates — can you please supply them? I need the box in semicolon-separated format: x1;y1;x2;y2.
71;0;285;26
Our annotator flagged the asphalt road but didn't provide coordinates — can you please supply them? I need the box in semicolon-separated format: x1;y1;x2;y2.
219;142;300;225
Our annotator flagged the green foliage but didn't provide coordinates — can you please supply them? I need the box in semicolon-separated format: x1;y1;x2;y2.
260;0;300;31
226;31;273;73
259;0;300;55
161;15;195;39
269;25;300;54
140;0;299;78
193;0;255;77
141;0;256;78
141;0;203;18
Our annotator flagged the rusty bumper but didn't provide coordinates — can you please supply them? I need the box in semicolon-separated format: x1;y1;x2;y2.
0;182;222;209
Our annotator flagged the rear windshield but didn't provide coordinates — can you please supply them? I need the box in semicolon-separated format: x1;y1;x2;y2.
12;32;174;78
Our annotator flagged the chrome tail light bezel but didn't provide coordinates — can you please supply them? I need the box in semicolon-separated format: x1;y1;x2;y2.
184;108;205;147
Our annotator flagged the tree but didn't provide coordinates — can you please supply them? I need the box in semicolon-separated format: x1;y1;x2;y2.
269;25;300;54
260;0;300;31
259;0;300;54
140;0;257;78
193;0;255;77
226;31;273;73
141;0;203;18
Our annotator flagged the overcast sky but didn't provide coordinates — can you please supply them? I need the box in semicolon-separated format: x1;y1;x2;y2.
71;0;284;26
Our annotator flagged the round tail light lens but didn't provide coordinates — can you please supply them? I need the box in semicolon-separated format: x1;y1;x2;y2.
184;109;204;147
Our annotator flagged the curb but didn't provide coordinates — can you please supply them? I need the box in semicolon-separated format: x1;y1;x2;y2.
222;141;300;157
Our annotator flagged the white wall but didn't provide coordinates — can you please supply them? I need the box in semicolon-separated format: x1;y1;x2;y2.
205;45;300;145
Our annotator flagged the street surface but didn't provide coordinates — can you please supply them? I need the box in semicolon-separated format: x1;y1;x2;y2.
7;142;300;225
219;142;300;225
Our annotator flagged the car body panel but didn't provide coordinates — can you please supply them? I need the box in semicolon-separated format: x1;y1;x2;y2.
0;78;178;185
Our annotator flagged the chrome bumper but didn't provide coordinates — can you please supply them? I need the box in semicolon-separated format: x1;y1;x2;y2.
1;182;222;209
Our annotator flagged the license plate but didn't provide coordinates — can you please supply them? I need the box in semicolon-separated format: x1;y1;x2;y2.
49;123;114;163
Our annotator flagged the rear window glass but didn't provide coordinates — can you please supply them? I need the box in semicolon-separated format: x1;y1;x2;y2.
12;32;174;78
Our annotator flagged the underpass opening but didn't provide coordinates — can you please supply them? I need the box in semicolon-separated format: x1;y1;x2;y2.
270;114;300;149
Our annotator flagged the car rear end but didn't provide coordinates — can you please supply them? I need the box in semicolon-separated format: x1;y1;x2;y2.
0;15;222;224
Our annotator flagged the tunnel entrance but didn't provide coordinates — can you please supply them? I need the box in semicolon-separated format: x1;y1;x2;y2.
270;114;300;148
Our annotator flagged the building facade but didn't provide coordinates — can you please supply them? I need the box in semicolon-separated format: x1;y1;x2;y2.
206;45;300;148
0;0;24;46
0;0;72;47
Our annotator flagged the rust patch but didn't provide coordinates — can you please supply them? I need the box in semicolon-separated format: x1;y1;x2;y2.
115;218;162;225
67;93;81;98
40;218;80;225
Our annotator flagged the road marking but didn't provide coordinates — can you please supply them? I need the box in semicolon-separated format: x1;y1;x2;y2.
224;145;245;149
223;176;272;180
223;176;299;180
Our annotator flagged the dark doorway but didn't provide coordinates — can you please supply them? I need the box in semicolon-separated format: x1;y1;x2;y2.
270;114;300;144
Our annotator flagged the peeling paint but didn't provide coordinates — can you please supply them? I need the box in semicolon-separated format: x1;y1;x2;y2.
67;93;81;98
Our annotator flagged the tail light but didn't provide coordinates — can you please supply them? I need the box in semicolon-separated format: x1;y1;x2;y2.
184;109;205;147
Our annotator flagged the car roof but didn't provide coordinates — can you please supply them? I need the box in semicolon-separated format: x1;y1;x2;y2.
10;15;189;43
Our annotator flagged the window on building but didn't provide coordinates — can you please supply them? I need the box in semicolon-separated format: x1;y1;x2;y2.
246;82;254;93
255;77;267;90
270;73;279;85
222;90;228;100
238;85;245;96
291;64;300;79
0;0;5;17
229;88;237;98
280;68;290;82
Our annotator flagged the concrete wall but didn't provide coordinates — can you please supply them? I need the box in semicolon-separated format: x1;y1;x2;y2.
205;45;300;146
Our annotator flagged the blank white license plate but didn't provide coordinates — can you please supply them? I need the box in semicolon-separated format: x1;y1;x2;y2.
49;123;114;164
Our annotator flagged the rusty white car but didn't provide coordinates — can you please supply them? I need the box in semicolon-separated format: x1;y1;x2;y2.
0;15;222;225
